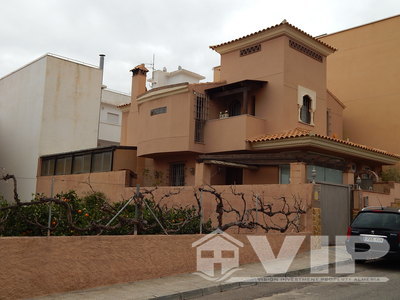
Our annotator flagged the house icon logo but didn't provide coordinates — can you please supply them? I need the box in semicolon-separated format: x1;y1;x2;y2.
192;229;243;281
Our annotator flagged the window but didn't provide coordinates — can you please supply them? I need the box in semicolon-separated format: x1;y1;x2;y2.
228;100;241;117
55;157;72;175
72;154;91;174
41;158;55;176
92;151;112;172
151;106;167;116
352;212;400;230
107;112;119;124
170;163;185;186
194;94;208;143
300;95;312;124
326;109;332;136
279;165;290;184
297;86;316;125
250;96;256;116
40;147;123;177
307;165;343;184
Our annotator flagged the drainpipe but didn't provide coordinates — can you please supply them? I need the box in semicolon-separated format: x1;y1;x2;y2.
97;54;106;146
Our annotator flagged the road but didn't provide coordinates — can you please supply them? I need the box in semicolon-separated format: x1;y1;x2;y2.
195;259;400;299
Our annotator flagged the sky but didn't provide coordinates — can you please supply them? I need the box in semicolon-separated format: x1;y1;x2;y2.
0;0;399;94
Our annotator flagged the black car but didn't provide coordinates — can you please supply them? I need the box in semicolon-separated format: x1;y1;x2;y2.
346;206;400;262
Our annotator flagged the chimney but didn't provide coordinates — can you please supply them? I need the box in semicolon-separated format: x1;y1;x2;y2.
130;64;149;101
99;54;105;70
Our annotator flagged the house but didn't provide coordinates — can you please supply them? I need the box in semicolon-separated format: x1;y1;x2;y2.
147;66;205;89
0;54;129;201
318;15;400;158
118;20;399;188
192;229;243;278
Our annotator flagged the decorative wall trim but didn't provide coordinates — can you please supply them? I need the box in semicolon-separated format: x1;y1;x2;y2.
289;40;323;62
240;44;261;56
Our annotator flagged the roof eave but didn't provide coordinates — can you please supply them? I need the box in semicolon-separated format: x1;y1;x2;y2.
210;23;336;56
250;136;400;165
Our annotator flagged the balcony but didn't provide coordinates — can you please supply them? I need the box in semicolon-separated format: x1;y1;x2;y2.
203;114;266;153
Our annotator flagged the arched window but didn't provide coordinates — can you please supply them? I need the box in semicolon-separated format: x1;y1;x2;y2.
300;95;312;124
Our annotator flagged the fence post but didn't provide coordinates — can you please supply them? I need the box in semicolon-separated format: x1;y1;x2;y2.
134;184;140;235
199;190;203;234
47;177;54;237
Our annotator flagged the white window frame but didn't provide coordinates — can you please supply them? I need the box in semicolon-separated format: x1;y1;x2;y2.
297;86;316;125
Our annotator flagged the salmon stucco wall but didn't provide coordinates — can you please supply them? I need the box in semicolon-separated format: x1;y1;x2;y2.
36;170;132;201
319;16;400;155
0;233;311;299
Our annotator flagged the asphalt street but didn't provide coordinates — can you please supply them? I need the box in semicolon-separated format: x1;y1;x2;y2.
195;259;400;300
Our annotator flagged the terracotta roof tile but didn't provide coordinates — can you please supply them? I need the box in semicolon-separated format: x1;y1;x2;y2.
117;103;131;108
247;128;400;159
210;21;336;52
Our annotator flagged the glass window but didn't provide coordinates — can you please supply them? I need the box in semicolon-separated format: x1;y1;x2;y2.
352;212;400;230
279;165;290;184
55;157;72;175
170;163;185;186
73;154;91;174
92;151;112;172
107;112;119;124
228;100;241;117
307;165;343;184
300;95;311;124
41;158;55;176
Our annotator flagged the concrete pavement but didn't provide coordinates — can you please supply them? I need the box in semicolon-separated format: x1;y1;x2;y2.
32;245;352;300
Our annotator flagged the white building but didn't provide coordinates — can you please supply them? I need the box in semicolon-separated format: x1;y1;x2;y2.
99;89;130;146
0;54;128;201
148;67;205;89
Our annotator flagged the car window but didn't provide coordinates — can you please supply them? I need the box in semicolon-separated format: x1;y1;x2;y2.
352;212;400;230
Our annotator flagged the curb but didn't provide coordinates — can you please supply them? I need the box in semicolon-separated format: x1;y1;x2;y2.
151;259;353;300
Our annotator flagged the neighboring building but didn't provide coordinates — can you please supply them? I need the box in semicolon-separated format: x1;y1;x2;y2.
118;20;399;188
318;15;400;157
98;88;130;146
147;67;205;89
0;54;128;201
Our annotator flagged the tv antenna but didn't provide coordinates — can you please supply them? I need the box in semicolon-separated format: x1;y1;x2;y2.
145;54;155;89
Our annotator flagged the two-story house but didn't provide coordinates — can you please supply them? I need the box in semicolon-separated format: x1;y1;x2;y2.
118;20;399;188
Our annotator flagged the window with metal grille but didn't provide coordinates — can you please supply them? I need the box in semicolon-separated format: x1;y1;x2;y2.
194;93;208;143
170;162;185;186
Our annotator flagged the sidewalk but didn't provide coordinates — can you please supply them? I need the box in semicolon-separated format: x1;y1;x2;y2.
33;245;352;300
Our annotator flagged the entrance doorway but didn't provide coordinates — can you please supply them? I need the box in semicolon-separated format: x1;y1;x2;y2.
225;167;243;185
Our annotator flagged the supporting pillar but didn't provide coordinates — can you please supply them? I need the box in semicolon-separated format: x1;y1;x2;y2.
194;162;211;186
290;162;307;184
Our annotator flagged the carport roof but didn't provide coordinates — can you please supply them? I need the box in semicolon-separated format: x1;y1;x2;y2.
247;128;400;164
